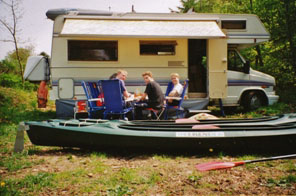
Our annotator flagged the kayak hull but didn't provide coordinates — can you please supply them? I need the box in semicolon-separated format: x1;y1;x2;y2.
25;114;296;153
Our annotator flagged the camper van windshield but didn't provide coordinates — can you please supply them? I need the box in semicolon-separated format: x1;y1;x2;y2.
68;40;118;61
228;50;244;72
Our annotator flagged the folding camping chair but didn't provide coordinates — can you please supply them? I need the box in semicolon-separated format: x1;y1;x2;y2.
145;107;165;120
164;79;189;119
81;81;105;118
101;79;134;120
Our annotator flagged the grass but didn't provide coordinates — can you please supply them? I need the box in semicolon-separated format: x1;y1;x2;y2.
0;87;56;195
0;87;56;124
187;174;202;187
1;86;296;195
152;154;172;161
1;172;55;196
267;175;296;188
49;161;163;195
0;152;32;172
90;151;108;159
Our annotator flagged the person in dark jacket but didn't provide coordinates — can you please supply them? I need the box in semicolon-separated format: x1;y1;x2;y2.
139;71;164;109
135;71;164;119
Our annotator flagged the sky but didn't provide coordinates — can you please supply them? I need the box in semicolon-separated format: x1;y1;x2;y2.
0;0;181;60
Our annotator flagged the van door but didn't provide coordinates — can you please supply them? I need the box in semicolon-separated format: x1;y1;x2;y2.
58;78;74;99
207;39;228;98
188;39;207;98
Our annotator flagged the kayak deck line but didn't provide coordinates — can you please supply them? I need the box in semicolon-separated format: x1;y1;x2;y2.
118;123;296;132
130;115;281;125
51;121;296;131
119;122;292;128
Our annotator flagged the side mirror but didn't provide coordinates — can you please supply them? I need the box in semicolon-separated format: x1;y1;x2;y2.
244;61;250;74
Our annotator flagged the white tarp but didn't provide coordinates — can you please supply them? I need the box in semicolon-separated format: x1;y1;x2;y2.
61;19;226;38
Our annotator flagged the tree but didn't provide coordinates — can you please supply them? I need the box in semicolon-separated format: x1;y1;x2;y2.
7;46;34;73
0;0;25;84
178;0;219;13
253;0;296;86
0;59;15;74
0;47;33;75
178;0;198;13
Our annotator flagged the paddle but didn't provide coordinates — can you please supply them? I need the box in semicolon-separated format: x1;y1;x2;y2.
196;154;296;171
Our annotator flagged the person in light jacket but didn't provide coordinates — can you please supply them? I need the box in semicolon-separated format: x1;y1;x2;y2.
167;73;183;106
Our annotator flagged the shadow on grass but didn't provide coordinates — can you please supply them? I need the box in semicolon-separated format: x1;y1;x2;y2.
26;145;289;161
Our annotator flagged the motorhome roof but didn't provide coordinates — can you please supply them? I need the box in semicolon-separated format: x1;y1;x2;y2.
46;8;258;21
48;8;270;46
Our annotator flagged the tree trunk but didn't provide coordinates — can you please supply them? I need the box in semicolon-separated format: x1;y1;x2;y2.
10;0;24;85
250;0;264;68
14;41;24;85
255;45;264;67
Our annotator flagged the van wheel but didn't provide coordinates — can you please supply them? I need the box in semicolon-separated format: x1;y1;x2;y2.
243;91;264;111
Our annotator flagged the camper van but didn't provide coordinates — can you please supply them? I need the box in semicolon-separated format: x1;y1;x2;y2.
25;9;278;116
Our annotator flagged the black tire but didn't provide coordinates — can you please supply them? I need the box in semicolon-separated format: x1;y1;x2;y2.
243;91;264;111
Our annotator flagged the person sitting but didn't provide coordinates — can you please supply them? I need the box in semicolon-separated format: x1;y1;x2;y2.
109;73;117;80
140;71;164;108
114;69;131;99
167;73;183;106
135;71;164;119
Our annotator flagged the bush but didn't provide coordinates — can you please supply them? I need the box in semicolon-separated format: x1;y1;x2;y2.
0;59;17;74
0;87;55;124
277;86;296;105
0;88;26;123
0;73;38;90
0;73;22;88
24;81;38;91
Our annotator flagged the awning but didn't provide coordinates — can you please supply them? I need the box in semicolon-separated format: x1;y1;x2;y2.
60;19;226;38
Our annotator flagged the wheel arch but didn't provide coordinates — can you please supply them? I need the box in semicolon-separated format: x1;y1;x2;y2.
239;89;268;106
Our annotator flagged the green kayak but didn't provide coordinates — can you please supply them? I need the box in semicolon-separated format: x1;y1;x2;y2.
25;114;296;153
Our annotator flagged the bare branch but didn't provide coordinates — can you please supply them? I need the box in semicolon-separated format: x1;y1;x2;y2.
0;0;10;6
0;39;14;42
0;18;14;35
0;0;25;84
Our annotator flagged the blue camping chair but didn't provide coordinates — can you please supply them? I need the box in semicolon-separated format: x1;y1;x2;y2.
101;79;134;120
164;79;189;119
81;81;105;118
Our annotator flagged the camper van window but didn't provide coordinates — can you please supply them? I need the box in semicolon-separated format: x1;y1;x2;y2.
140;41;176;55
221;20;246;30
68;40;118;61
228;50;244;72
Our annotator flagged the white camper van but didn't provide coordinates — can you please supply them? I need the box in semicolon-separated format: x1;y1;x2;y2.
25;9;278;116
